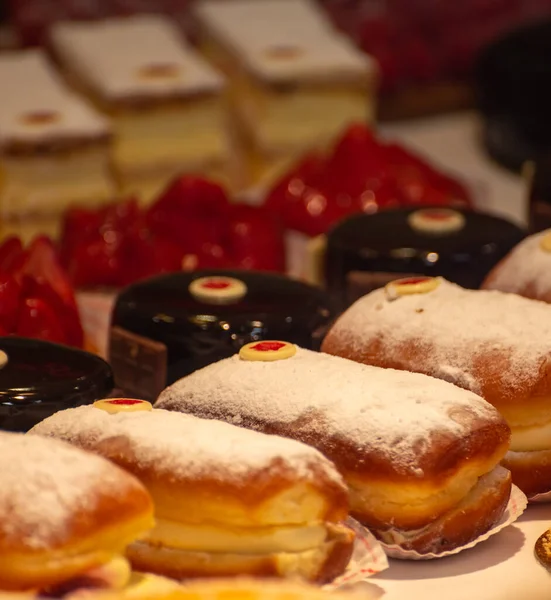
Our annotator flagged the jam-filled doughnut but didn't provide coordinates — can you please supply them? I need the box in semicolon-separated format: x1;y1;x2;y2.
29;400;353;583
156;344;512;555
322;276;551;498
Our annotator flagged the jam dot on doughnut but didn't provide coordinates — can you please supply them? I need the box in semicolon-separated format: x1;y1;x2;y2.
94;399;153;414
385;276;441;300
540;233;551;253
408;209;465;235
189;276;247;305
239;340;296;362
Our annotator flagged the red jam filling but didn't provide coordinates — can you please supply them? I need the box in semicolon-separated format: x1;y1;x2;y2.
251;341;286;352
201;280;232;290
397;277;432;286
421;210;453;221
107;399;144;406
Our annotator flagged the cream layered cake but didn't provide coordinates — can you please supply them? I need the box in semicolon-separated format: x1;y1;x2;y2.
50;15;227;201
195;0;377;188
0;50;114;241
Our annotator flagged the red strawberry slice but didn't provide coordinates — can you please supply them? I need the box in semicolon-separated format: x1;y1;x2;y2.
0;237;24;274
17;297;67;346
0;273;21;333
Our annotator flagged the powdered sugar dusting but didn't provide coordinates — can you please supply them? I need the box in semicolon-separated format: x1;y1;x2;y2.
0;432;134;550
326;279;551;398
30;408;344;487
485;230;551;297
156;348;502;476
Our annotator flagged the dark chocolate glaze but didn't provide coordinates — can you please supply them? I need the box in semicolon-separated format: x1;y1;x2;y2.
0;337;114;432
325;207;526;309
111;270;333;385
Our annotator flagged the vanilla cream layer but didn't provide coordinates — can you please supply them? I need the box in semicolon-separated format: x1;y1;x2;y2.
111;99;227;174
0;147;115;217
145;519;327;555
510;421;551;452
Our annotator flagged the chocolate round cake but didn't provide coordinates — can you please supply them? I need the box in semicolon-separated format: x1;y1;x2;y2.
324;207;526;309
0;337;114;432
110;270;333;399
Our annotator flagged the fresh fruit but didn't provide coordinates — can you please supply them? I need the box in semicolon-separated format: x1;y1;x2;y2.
17;297;67;345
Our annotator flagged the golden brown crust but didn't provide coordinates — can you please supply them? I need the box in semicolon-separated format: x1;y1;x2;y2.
371;465;511;554
126;523;354;584
535;529;551;570
502;448;551;497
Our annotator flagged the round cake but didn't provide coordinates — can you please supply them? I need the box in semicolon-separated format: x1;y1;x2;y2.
110;270;333;399
324;207;525;309
0;337;114;432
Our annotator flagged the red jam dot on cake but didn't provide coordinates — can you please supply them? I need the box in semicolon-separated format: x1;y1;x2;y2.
264;45;304;60
93;398;153;414
189;276;247;305
385;276;441;300
239;340;297;362
20;110;61;126
408;209;465;235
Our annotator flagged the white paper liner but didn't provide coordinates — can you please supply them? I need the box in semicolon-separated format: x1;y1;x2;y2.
529;489;551;503
324;519;389;590
380;484;527;561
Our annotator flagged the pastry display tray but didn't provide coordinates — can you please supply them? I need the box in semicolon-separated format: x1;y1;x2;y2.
365;503;551;599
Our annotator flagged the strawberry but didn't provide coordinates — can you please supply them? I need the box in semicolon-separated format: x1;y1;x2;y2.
59;207;104;268
0;273;21;332
227;205;285;272
67;236;123;288
17;298;67;346
0;237;24;273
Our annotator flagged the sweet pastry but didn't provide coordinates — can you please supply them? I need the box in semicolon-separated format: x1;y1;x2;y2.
535;528;551;571
0;50;114;241
0;336;113;432
50;16;227;201
322;276;551;497
156;343;511;554
322;207;525;309
482;229;551;302
0;431;153;593
195;0;376;188
109;270;332;399
30;399;353;582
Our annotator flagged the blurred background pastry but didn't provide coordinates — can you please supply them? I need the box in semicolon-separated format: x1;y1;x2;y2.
50;15;227;202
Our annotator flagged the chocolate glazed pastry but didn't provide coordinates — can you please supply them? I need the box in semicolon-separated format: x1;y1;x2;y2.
109;270;333;400
324;207;525;310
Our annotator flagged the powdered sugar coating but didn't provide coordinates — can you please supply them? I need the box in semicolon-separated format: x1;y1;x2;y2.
30;408;343;487
484;230;551;298
0;432;135;550
156;348;502;476
326;278;551;399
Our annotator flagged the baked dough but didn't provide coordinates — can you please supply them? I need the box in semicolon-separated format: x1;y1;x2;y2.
0;432;153;592
322;277;551;497
156;346;511;553
29;404;352;582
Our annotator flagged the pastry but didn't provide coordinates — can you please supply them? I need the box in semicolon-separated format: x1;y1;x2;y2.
482;229;551;302
0;431;153;593
195;0;376;189
535;528;551;571
50;15;227;201
322;276;551;498
29;399;354;582
109;270;332;399
321;207;525;310
0;50;114;241
0;336;113;432
156;343;511;554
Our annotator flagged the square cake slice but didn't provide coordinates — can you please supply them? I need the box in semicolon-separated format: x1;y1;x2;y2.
51;15;228;201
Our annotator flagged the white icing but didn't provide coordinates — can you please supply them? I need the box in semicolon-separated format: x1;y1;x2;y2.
156;347;502;477
195;0;373;83
30;407;344;487
0;432;138;550
326;278;551;400
51;15;224;101
485;230;551;299
0;50;110;147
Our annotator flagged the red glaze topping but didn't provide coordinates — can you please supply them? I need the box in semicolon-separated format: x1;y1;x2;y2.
397;277;433;286
107;399;144;406
251;341;287;352
201;280;232;290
